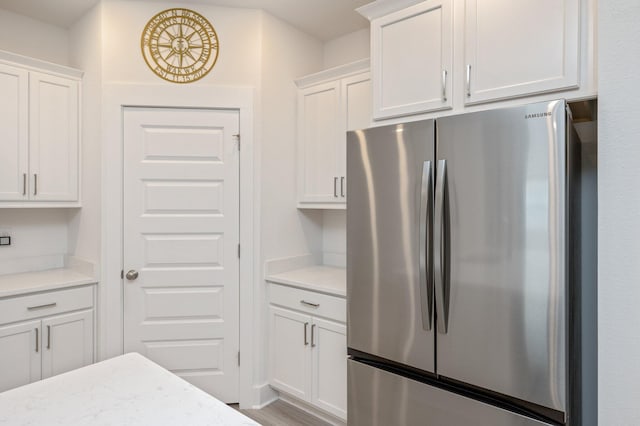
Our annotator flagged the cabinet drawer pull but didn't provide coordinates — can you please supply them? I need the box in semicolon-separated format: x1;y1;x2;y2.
27;302;57;311
33;174;38;196
311;324;316;347
466;64;472;97
333;177;338;198
35;328;39;353
300;300;319;308
23;173;26;196
47;325;51;349
340;176;345;197
304;322;309;346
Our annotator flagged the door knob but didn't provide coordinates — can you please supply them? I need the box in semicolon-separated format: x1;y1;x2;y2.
125;270;139;281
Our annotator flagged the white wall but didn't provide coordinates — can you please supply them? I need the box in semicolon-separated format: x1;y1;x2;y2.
260;12;324;262
323;28;370;69
598;0;640;423
0;209;69;274
101;2;262;86
0;8;69;65
322;211;346;267
67;3;103;268
259;9;324;394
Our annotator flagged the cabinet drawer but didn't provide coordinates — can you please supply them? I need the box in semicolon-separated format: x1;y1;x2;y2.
0;286;94;325
270;284;345;323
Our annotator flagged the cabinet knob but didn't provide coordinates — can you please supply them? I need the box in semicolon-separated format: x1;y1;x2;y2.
125;270;139;281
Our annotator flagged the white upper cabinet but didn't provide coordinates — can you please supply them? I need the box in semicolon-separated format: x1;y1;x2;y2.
0;51;82;207
297;80;342;206
359;0;594;117
370;0;453;119
0;63;28;201
343;72;373;132
296;60;371;209
29;72;79;201
464;0;580;105
337;71;372;199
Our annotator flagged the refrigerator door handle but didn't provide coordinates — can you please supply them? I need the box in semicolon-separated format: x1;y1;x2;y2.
435;159;450;334
419;160;434;330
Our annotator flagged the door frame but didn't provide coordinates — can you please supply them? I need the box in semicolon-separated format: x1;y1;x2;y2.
101;84;259;408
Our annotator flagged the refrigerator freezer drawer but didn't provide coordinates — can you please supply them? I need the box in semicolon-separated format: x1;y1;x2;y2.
348;359;553;426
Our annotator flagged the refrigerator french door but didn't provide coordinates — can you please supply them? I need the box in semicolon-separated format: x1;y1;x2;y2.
347;100;596;425
347;120;435;374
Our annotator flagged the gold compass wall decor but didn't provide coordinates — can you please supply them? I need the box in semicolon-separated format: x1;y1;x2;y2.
141;8;219;83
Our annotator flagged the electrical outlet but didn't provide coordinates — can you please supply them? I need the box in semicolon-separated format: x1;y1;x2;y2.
0;236;10;246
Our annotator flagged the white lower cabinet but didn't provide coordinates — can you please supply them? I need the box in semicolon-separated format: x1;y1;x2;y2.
41;310;93;379
270;307;311;401
269;285;347;420
310;317;347;418
0;285;95;392
0;320;41;391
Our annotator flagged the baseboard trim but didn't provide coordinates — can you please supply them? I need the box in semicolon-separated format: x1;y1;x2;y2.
251;383;278;409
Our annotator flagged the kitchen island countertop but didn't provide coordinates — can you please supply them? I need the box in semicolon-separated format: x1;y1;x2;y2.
0;353;257;426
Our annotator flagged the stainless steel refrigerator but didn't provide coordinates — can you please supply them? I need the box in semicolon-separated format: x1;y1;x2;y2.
346;99;597;425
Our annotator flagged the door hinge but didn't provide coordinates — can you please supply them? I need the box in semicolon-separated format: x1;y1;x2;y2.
120;270;124;279
233;134;240;150
237;351;240;366
237;243;240;258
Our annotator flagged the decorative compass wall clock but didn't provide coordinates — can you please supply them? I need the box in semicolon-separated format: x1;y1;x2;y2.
141;8;219;83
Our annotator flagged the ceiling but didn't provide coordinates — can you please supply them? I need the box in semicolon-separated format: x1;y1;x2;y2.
0;0;371;41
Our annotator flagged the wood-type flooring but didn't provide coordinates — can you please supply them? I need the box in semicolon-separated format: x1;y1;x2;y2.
231;400;333;426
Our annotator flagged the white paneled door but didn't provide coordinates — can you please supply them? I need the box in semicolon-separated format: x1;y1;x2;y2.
123;107;240;403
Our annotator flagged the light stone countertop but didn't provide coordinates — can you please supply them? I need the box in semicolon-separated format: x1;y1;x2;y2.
266;265;346;297
0;353;258;426
0;268;97;299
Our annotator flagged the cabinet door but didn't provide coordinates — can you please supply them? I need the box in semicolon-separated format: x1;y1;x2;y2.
311;317;347;420
371;0;452;119
297;81;342;207
338;72;372;200
343;72;372;133
41;309;93;379
0;320;41;392
0;63;28;201
464;0;580;104
29;71;79;201
269;306;311;401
